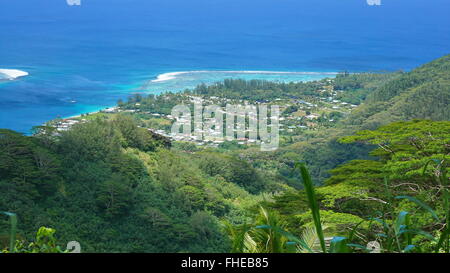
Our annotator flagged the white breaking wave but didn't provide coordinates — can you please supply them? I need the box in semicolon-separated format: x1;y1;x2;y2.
151;71;190;82
151;70;338;83
0;69;29;80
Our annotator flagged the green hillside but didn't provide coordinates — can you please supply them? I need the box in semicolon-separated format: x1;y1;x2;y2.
346;54;450;129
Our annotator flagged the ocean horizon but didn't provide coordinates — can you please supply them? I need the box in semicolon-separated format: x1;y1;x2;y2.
1;0;449;133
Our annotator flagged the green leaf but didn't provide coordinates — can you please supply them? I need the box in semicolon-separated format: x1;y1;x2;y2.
256;224;313;252
1;211;17;253
329;237;351;253
435;228;450;253
295;162;327;253
347;243;369;252
403;245;416;253
348;220;365;242
395;196;439;221
370;217;389;230
285;242;297;253
399;229;436;241
394;211;409;234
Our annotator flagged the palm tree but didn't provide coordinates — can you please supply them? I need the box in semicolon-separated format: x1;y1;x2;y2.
224;206;320;253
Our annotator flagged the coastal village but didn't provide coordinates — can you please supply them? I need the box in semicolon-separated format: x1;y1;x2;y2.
50;78;358;148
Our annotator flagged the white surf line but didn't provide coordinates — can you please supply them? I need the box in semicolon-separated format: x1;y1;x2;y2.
0;69;29;80
150;70;339;83
151;71;189;82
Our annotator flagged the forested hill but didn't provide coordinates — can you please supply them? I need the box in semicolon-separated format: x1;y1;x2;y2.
0;116;284;252
345;54;450;129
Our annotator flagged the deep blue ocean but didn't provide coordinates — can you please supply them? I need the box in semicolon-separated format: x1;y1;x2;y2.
0;0;449;133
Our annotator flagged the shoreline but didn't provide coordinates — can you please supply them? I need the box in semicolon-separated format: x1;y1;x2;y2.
62;106;117;120
64;71;339;120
